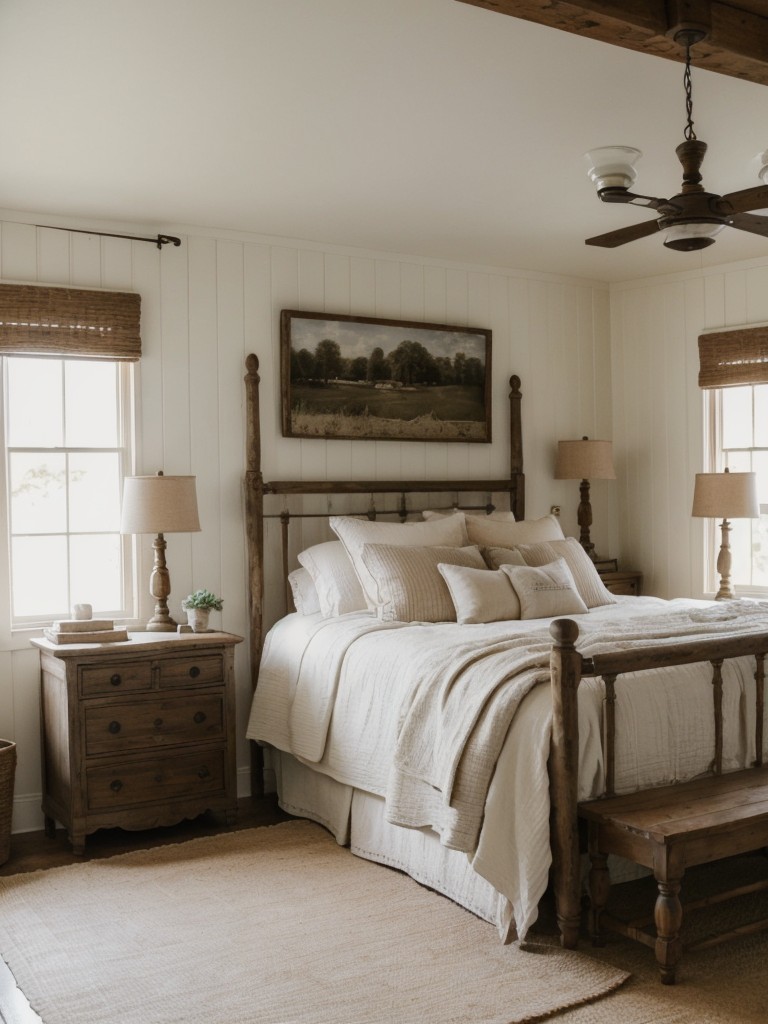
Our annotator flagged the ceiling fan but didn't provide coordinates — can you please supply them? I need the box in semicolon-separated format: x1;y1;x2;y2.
584;25;768;252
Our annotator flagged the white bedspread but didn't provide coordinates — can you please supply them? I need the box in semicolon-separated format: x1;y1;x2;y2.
246;597;768;939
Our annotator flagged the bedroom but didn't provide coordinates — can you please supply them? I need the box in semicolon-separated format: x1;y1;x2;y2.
2;0;768;1020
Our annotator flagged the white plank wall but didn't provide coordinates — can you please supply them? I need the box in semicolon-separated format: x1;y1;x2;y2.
609;257;768;600
0;209;611;831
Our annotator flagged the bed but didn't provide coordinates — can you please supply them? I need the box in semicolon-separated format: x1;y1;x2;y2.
242;353;768;948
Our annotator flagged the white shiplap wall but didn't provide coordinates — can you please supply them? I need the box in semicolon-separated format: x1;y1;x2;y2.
610;256;768;600
0;209;611;832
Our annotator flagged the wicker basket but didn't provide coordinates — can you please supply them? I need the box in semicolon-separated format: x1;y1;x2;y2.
0;739;17;866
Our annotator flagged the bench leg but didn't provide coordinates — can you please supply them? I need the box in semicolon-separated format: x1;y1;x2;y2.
654;878;683;985
588;850;610;946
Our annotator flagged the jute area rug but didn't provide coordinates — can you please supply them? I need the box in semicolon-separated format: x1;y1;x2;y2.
0;819;628;1024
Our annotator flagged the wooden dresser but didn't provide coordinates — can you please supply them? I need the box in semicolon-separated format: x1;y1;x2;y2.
32;631;242;854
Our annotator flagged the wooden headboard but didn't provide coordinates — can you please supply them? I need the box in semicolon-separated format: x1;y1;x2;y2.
243;352;525;685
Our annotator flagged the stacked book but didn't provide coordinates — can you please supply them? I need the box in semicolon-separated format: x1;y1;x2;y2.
44;619;129;644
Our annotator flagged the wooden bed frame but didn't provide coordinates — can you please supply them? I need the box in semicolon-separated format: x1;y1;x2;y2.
243;352;768;966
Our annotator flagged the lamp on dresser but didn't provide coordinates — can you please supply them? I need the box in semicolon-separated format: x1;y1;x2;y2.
554;437;616;561
120;472;201;630
691;468;759;600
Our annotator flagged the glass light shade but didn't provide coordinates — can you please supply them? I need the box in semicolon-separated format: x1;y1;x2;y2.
584;146;642;192
664;222;725;252
691;471;759;519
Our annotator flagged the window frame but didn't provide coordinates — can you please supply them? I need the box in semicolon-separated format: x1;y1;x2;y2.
2;355;138;631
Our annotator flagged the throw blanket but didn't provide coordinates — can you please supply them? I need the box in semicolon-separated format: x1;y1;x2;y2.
387;601;768;853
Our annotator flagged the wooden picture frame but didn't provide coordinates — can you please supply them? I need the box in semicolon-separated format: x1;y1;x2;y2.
281;309;492;442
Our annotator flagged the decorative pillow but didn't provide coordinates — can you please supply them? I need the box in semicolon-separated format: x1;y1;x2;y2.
515;538;617;609
288;567;321;616
480;546;527;569
500;558;588;620
297;540;367;617
438;563;521;624
330;514;469;609
465;514;565;549
422;508;517;522
359;543;486;622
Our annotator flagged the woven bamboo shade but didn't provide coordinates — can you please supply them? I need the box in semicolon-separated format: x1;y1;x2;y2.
698;326;768;388
0;283;141;360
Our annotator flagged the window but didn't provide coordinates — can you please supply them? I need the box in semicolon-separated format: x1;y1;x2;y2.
3;356;135;625
708;384;768;593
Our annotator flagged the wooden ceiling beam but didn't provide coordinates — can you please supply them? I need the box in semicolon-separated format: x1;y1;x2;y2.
455;1;768;86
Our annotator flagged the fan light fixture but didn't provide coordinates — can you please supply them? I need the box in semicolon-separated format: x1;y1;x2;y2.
584;24;768;253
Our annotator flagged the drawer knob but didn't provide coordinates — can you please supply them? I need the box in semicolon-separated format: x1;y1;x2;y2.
110;779;123;792
189;666;201;679
108;721;121;734
193;711;207;725
154;718;163;729
197;766;210;780
110;673;122;687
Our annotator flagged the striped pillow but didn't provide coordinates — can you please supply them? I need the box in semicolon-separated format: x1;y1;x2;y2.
515;537;617;608
359;544;486;622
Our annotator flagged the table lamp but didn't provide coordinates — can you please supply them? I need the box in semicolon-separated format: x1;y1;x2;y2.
691;468;758;600
555;437;616;560
120;472;201;630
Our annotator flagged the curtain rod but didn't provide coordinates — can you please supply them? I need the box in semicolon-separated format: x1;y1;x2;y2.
34;224;181;249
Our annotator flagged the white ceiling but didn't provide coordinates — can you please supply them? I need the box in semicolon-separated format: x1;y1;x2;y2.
3;0;768;283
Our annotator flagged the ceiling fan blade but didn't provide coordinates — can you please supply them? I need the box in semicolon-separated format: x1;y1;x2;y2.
720;185;768;214
728;212;768;238
585;219;661;248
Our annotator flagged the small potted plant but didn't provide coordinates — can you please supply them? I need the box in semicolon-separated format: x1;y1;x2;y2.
181;589;223;633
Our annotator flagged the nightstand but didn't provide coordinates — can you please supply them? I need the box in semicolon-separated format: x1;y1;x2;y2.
31;630;242;854
599;570;643;596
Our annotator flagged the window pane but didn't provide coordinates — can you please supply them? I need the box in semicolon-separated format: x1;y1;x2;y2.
10;453;67;534
721;386;753;449
69;453;121;532
753;515;768;587
12;535;68;617
7;357;62;447
755;385;768;448
70;534;122;610
65;361;118;447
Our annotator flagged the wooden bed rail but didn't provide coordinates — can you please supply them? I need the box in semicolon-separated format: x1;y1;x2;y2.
548;617;768;951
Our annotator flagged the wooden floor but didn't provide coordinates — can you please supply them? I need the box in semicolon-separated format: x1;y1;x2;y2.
0;795;290;1024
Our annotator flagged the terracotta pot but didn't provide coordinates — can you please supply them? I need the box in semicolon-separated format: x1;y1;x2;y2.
185;607;211;633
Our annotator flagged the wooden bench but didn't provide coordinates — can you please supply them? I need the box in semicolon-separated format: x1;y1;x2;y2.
548;619;768;984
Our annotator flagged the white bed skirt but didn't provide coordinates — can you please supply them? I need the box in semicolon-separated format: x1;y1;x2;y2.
273;748;513;936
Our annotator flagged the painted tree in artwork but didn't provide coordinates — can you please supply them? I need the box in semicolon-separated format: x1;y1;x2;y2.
314;339;343;383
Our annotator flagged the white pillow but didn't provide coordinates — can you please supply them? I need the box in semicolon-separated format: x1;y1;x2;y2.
500;558;588;620
515;538;617;609
359;543;486;622
438;563;521;624
330;514;469;609
465;514;565;549
287;567;321;616
297;540;367;617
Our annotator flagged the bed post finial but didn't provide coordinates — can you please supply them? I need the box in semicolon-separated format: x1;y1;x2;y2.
549;617;583;949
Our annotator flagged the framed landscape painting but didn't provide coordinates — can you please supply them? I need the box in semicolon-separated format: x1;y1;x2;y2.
281;310;492;442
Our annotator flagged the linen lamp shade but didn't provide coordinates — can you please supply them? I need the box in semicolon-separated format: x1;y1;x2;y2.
554;437;616;560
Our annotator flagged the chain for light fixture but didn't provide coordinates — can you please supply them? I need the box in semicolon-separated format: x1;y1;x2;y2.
683;38;697;141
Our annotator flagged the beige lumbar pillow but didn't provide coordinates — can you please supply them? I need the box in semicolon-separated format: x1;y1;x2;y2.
438;562;521;624
500;558;588;620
